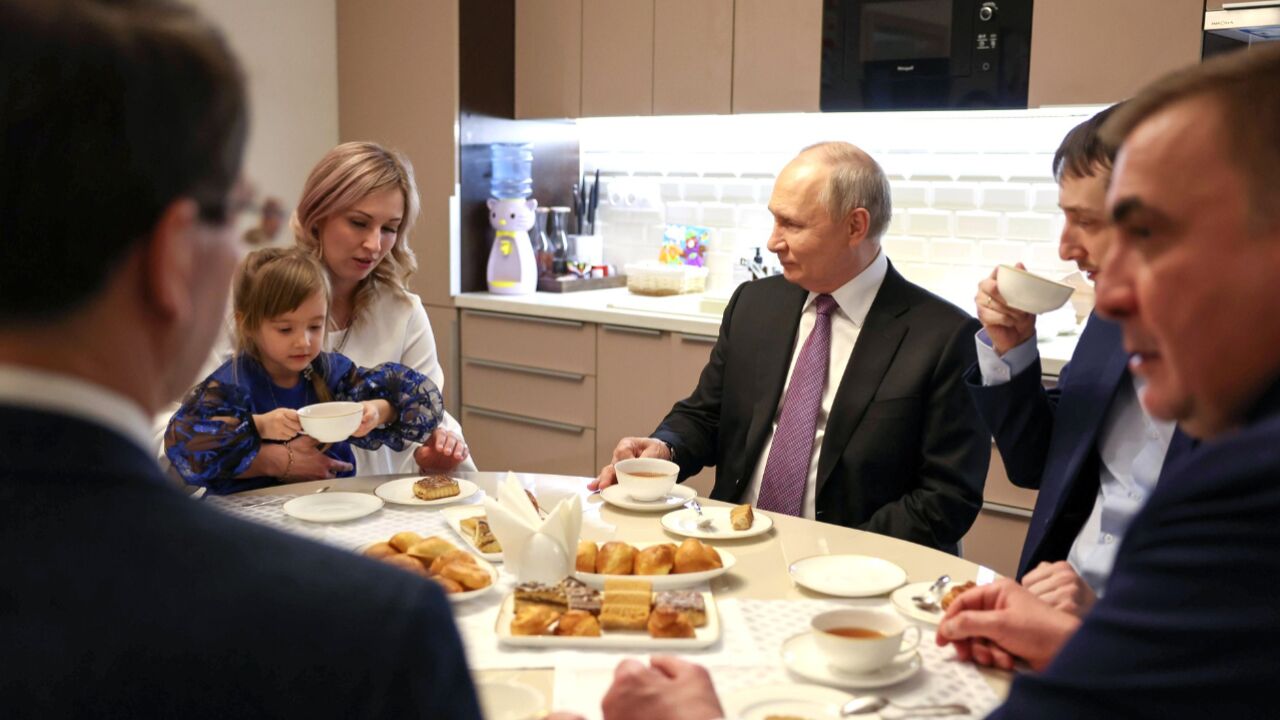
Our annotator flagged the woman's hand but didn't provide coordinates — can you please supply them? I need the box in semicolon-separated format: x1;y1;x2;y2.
413;428;469;472
353;399;392;438
281;436;353;480
254;408;301;441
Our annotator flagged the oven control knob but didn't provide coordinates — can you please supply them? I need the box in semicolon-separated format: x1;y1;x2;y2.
979;2;997;21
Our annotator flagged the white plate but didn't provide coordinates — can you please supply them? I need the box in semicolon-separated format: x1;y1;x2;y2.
782;632;923;689
474;680;545;720
660;506;774;540
355;542;498;604
573;543;736;590
722;683;853;720
891;581;946;625
281;492;383;523
599;483;696;512
789;554;907;597
440;504;503;563
495;591;720;649
374;477;479;506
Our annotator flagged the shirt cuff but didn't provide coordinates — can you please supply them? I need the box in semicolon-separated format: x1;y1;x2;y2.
975;329;1038;387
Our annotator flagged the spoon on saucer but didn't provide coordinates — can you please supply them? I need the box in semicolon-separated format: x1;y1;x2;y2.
684;498;715;530
842;694;969;717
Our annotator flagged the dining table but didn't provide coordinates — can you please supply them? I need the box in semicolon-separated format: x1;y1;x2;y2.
217;471;1012;719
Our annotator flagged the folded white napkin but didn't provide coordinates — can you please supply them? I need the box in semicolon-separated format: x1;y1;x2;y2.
483;472;582;584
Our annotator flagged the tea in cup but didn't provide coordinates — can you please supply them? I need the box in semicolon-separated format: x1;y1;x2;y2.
810;608;920;674
613;457;678;501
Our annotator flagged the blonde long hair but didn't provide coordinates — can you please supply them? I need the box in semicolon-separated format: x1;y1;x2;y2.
232;247;333;401
291;141;420;327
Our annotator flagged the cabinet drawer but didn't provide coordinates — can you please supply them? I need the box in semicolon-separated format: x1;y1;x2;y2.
461;310;595;375
463;406;596;477
462;357;595;428
962;505;1033;579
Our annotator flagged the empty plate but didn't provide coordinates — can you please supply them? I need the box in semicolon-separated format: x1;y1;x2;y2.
599;483;696;512
374;477;479;506
474;680;545;720
282;492;383;523
722;682;853;720
789;554;907;597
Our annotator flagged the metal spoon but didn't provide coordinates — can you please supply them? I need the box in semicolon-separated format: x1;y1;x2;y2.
685;498;715;530
842;695;969;717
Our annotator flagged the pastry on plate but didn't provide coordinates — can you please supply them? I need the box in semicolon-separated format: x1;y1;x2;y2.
514;582;568;613
654;590;706;627
459;516;481;535
379;553;430;578
429;549;477;575
388;531;424;553
432;575;464;594
730;503;754;531
554;610;602;637
647;607;695;639
940;580;977;611
673;538;722;574
560;578;602;616
634;543;676;576
510;604;560;636
599;603;649;631
412;475;459;501
405;536;456;564
362;541;398;559
439;560;491;590
595;541;636;575
470;519;502;554
575;541;598;573
603;578;651;594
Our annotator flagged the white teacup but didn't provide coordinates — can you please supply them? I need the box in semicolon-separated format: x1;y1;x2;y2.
811;608;921;674
297;401;363;443
996;264;1075;314
613;457;678;501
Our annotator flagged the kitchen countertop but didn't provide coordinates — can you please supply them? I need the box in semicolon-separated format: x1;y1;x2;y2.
454;288;1078;376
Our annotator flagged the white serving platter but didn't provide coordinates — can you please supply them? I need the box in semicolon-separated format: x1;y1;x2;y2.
573;543;736;590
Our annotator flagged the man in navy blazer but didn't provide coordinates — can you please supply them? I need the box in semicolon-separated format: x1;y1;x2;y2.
0;2;479;717
935;44;1280;715
966;107;1193;615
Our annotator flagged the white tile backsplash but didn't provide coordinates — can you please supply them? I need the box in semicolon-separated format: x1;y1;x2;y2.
979;183;1031;212
931;182;979;210
1005;212;1059;242
955;211;1002;240
980;241;1028;266
907;209;955;238
929;239;977;265
700;202;737;228
890;181;930;209
664;202;701;225
883;236;928;263
1031;183;1060;213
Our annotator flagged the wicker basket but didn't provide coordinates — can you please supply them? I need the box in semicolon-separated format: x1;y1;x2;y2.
625;262;708;296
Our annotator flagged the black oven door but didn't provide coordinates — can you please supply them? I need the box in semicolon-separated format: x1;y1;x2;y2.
821;0;1033;111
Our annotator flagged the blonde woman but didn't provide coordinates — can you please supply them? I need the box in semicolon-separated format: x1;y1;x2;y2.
291;141;472;475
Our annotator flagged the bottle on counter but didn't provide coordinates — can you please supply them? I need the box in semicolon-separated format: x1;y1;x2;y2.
547;206;571;274
532;206;554;279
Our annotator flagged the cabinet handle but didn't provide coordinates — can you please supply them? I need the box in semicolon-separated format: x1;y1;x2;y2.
981;501;1033;519
464;358;586;382
677;333;717;345
464;406;586;435
602;324;662;337
464;309;584;329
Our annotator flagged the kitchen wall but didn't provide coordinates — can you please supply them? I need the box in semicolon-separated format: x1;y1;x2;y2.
192;0;339;233
579;107;1105;308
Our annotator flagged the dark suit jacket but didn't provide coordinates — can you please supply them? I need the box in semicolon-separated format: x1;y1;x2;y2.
965;315;1194;578
991;381;1280;718
0;406;480;719
653;264;989;552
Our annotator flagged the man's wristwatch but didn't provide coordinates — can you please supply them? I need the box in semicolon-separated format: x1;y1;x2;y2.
655;438;677;464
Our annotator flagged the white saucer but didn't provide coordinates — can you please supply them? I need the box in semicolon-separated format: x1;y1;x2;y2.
474;680;545;720
781;632;923;689
891;581;946;625
281;492;382;523
722;683;853;720
599;483;696;512
374;477;479;506
789;554;907;597
660;506;774;540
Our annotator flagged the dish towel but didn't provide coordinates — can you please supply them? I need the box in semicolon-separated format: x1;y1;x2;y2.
757;293;836;517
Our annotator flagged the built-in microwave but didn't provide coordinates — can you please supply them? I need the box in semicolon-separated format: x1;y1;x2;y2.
820;0;1034;111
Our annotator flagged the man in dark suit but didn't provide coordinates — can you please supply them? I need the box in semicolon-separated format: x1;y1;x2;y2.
935;44;1280;715
594;142;989;553
0;2;479;717
966;107;1193;616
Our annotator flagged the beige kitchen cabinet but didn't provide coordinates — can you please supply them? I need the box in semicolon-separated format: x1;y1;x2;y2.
595;325;718;495
515;0;582;119
732;0;822;114
1028;0;1204;107
653;0;734;116
961;446;1037;578
462;406;597;477
581;0;654;117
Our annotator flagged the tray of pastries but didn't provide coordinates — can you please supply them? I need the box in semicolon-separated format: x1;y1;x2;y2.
573;538;735;590
441;504;503;563
496;577;720;649
360;531;497;602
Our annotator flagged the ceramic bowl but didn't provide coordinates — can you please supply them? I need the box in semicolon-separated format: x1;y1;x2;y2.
613;457;679;501
297;401;363;442
996;264;1075;314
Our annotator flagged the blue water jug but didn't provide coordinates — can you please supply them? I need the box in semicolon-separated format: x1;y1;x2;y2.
490;142;533;199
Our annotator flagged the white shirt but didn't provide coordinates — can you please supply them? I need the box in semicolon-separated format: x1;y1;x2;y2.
0;364;153;456
743;250;889;519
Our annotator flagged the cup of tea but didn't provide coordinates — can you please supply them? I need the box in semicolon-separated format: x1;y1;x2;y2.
613;457;678;501
810;608;920;674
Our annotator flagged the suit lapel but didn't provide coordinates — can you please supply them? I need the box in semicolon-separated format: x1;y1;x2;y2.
738;281;809;488
815;266;911;496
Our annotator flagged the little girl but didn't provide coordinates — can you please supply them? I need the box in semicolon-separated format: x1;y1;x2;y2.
165;248;442;494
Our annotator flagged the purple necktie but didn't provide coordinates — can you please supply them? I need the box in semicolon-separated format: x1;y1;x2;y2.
757;294;838;517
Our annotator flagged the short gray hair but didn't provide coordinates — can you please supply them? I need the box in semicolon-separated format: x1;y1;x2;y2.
800;141;893;243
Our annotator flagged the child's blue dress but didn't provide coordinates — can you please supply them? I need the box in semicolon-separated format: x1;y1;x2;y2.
165;352;441;494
